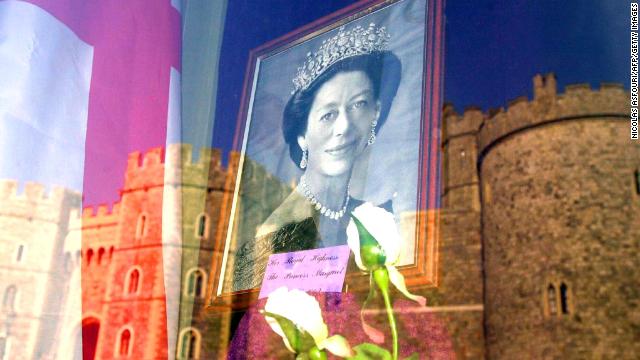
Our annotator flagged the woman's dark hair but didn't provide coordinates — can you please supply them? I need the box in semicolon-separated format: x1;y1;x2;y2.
282;51;401;168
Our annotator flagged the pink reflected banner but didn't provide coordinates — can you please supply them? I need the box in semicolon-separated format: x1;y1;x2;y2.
22;0;181;205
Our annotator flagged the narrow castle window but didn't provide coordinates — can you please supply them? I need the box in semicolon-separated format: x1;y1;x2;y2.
0;336;7;360
635;169;640;195
97;248;105;265
64;252;72;272
178;328;201;359
560;282;570;314
483;181;492;204
15;245;24;263
547;284;557;316
136;213;147;239
125;268;141;295
185;269;205;298
86;249;94;266
117;328;132;357
2;286;17;311
109;246;114;260
195;214;208;239
459;149;467;171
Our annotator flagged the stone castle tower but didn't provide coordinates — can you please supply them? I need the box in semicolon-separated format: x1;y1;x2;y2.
442;74;639;358
0;181;82;359
78;144;243;360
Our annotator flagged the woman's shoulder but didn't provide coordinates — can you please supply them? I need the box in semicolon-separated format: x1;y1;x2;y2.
255;189;315;238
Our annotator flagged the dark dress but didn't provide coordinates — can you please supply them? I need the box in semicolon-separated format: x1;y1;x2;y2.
231;190;366;292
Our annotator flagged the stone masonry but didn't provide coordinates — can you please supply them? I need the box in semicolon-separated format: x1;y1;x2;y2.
443;73;639;358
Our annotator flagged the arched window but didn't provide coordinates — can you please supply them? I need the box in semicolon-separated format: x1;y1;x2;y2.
81;317;100;360
195;214;208;239
547;284;557;316
109;246;114;260
560;282;570;314
125;268;141;295
135;213;148;239
116;328;133;357
178;328;201;359
86;248;94;266
184;269;206;298
3;285;17;311
97;248;105;265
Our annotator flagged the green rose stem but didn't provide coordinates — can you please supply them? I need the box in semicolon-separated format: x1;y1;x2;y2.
352;215;400;360
373;267;398;360
306;346;327;360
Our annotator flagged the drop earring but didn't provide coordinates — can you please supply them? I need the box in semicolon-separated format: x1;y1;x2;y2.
300;147;308;169
367;120;378;145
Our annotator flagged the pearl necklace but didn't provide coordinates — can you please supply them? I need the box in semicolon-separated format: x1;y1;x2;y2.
299;174;350;220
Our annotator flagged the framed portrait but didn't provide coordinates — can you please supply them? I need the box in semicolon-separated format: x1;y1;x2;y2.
208;0;443;310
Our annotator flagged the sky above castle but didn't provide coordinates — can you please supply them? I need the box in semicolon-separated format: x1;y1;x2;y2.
211;0;627;153
0;1;93;194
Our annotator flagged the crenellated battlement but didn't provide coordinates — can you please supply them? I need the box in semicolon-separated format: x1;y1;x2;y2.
124;145;234;191
152;144;222;168
0;180;81;223
77;202;121;231
442;104;484;140
443;74;629;155
0;180;78;203
0;179;19;199
479;76;628;154
533;73;557;100
80;203;120;219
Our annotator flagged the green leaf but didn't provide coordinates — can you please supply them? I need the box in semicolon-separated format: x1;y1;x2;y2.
263;311;316;353
403;353;419;360
350;215;386;269
348;343;392;360
320;335;352;358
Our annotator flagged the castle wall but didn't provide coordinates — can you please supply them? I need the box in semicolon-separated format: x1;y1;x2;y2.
81;144;238;359
93;148;169;359
80;205;119;318
0;182;80;359
432;105;486;358
53;223;84;360
479;76;639;358
170;144;234;359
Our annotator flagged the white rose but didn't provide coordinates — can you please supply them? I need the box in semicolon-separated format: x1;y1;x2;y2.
347;203;426;306
347;202;401;270
263;287;352;357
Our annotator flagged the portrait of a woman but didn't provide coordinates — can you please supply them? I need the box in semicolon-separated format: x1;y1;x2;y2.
232;23;402;291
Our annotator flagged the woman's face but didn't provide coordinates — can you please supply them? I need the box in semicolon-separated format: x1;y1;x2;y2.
298;70;380;178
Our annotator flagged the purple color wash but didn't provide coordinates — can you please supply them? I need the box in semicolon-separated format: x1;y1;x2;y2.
228;292;455;359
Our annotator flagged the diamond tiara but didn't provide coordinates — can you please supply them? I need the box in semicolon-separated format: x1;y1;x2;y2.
291;23;391;94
